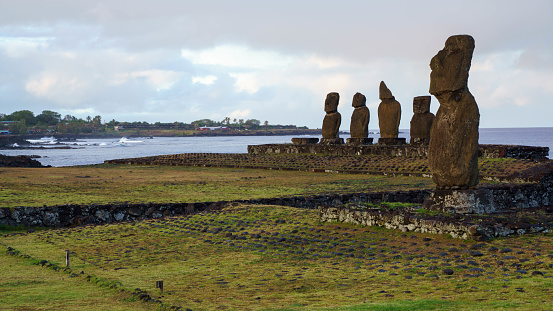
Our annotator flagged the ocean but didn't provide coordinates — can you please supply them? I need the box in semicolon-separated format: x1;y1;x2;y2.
1;127;552;167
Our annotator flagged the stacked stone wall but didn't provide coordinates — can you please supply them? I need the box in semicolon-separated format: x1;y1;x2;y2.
248;144;549;160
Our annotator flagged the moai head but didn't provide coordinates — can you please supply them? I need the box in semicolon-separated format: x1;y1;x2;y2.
325;92;340;113
429;35;475;95
379;81;394;100
413;96;431;114
352;92;366;108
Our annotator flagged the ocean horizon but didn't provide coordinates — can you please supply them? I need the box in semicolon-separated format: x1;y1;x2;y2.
1;127;552;167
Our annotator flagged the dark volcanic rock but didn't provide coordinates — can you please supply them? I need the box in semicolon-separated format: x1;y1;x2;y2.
0;154;47;167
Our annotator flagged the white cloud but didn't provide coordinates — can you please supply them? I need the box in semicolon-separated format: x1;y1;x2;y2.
229;72;261;94
181;45;295;69
0;36;51;58
192;75;217;85
129;70;179;91
229;109;251;120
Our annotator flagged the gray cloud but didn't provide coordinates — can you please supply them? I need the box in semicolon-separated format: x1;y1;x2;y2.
0;0;552;129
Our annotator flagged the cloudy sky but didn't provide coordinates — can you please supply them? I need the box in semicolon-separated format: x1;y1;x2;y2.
1;0;552;129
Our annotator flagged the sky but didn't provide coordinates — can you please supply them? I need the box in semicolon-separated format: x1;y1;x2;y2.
0;0;552;129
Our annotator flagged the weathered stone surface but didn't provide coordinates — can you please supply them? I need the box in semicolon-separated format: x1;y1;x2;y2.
424;189;496;214
378;81;401;139
346;138;373;146
378;138;406;146
320;138;344;145
322;92;341;139
291;138;319;145
319;203;553;240
428;35;480;189
410;96;435;145
350;92;370;138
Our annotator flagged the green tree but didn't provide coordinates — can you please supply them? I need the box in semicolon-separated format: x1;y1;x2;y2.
245;119;261;127
6;110;36;126
92;115;102;127
192;119;217;127
36;110;61;126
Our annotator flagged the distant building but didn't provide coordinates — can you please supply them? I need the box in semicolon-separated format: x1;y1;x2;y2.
197;126;230;131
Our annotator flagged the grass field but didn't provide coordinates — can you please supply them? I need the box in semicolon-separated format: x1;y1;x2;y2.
3;204;553;310
1;163;552;310
0;165;437;208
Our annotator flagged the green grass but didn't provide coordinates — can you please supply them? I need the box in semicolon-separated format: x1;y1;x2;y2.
0;246;152;311
3;204;553;310
0;165;436;208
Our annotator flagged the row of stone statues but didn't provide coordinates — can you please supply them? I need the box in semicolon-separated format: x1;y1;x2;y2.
320;84;435;146
320;34;479;190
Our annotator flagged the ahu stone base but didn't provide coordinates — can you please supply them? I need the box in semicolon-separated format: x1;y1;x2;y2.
291;138;319;145
346;137;373;146
378;138;406;145
319;138;344;145
424;189;497;214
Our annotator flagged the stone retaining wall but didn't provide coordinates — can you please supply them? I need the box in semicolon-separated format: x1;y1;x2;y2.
318;205;553;240
0;191;431;228
248;143;549;159
1;170;552;230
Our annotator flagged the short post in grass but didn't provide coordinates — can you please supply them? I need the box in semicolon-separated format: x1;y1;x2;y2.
65;250;70;267
156;280;164;293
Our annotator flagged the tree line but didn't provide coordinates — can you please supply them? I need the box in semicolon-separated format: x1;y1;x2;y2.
0;110;289;134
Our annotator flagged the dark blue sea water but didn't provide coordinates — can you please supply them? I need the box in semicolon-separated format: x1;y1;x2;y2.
1;127;552;167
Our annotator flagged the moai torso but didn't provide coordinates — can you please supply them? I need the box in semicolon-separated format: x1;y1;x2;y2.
350;92;370;138
428;35;480;189
322;92;341;139
410;96;435;144
378;81;401;138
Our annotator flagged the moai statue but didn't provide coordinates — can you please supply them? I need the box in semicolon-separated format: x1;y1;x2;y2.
409;96;435;145
347;92;372;145
320;92;344;145
378;81;404;145
428;35;480;189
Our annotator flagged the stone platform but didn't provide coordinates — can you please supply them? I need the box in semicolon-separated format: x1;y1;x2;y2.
319;204;553;240
346;137;373;145
378;137;406;145
248;143;549;159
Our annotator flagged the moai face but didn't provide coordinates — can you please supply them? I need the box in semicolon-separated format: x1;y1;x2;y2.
413;96;431;114
325;92;340;113
352;92;366;108
429;35;475;95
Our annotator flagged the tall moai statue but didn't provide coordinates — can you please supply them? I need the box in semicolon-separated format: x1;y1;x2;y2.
409;96;435;145
347;92;373;145
320;92;344;145
378;81;405;145
428;35;480;189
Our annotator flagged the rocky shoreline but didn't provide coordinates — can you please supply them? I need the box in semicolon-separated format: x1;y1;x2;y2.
0;129;322;149
0;154;48;168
